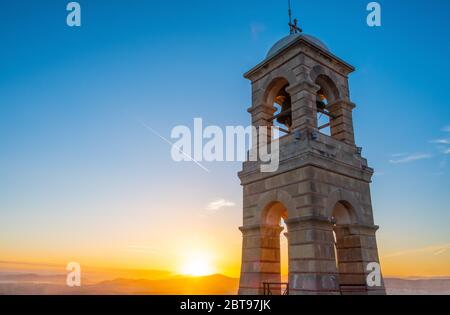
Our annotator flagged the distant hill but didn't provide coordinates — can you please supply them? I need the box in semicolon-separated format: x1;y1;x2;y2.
385;278;450;295
0;274;239;295
0;273;66;282
92;274;239;295
1;272;449;295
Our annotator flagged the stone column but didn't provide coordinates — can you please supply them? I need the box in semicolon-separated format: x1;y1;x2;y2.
287;80;321;132
248;104;276;147
238;224;284;295
286;217;341;295
334;224;386;295
328;100;356;145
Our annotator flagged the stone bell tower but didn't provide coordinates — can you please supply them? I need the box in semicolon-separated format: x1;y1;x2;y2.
238;27;386;295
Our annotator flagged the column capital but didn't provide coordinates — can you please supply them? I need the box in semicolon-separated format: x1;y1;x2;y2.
285;216;333;230
328;100;356;112
334;224;380;236
247;104;276;115
239;224;284;236
286;80;320;95
248;104;277;128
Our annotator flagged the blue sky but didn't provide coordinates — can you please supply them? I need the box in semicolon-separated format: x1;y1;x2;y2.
0;0;449;276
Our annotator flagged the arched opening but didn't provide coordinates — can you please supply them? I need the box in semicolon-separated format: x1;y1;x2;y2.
262;201;289;295
332;201;354;226
264;78;293;138
314;74;340;137
331;200;356;294
280;218;288;283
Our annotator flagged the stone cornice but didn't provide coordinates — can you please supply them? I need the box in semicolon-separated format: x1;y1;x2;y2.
244;37;355;81
239;150;374;186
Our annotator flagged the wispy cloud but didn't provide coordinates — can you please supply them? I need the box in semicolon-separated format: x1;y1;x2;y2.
434;245;450;256
206;199;236;212
389;153;433;164
445;148;450;155
442;125;450;132
391;153;409;158
430;139;450;145
383;243;450;259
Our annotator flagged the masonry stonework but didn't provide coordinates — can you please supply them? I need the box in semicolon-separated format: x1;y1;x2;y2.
238;33;386;295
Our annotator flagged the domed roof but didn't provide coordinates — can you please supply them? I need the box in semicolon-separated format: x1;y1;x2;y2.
266;33;329;59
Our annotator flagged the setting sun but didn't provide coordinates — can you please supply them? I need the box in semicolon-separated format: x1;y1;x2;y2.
180;253;216;277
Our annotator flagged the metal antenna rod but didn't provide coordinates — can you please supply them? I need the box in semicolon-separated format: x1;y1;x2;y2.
288;0;302;34
288;0;293;25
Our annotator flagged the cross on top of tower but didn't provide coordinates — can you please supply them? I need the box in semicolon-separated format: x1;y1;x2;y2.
288;0;302;34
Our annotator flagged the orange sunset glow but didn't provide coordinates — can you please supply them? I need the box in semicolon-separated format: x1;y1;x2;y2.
1;0;450;297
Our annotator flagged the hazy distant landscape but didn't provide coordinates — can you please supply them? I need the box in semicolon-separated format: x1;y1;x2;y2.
1;272;449;295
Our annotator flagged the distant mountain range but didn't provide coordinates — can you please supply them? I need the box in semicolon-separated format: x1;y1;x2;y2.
0;273;239;295
384;278;450;295
1;272;449;295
